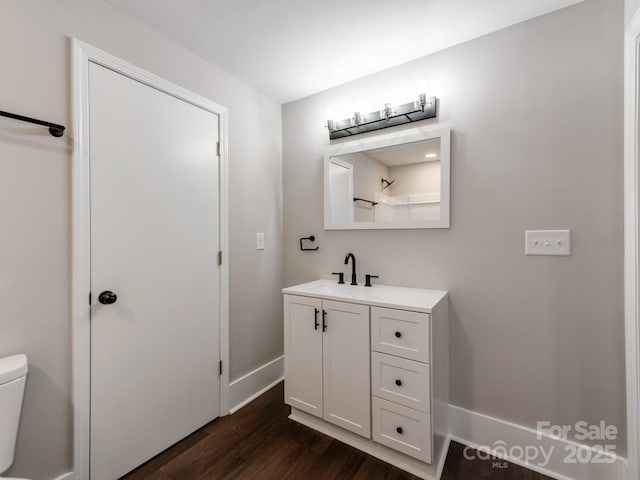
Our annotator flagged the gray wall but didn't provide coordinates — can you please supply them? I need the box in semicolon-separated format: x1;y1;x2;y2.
627;0;640;24
0;0;283;478
343;152;389;222
283;0;625;453
388;162;441;197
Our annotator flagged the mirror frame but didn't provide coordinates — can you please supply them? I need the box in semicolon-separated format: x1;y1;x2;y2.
324;123;451;230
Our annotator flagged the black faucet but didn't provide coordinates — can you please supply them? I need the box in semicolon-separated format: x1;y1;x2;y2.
344;253;357;285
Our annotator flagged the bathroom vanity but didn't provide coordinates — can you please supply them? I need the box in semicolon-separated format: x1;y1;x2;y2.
282;280;449;479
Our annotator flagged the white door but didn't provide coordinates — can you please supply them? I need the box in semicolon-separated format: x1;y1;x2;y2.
283;295;323;416
329;159;354;224
322;300;371;438
88;62;220;480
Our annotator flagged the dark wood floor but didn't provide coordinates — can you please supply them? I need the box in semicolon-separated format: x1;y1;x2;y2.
121;382;554;480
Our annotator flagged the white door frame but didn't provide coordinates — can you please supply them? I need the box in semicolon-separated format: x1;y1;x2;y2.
625;10;640;480
71;39;230;480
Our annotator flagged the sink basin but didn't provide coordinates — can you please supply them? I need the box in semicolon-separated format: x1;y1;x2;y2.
305;282;378;297
282;279;447;313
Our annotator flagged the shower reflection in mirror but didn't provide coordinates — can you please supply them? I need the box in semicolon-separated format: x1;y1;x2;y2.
324;126;450;230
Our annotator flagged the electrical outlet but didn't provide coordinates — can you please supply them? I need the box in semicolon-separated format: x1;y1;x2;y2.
256;232;265;250
525;230;570;256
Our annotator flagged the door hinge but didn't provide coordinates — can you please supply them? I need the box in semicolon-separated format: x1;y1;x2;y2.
218;251;222;266
219;360;223;376
216;141;221;157
88;292;92;305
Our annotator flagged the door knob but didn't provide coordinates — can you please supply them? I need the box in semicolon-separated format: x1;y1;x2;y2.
98;291;117;305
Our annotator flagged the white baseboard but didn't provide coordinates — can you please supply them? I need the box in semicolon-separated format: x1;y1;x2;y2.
228;355;284;414
448;404;628;480
52;472;75;480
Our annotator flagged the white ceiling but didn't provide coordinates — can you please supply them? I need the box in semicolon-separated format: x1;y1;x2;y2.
367;138;441;167
107;0;583;104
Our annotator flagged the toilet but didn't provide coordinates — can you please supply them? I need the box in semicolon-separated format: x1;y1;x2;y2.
0;354;29;480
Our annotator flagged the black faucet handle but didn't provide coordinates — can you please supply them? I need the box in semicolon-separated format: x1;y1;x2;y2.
365;275;379;287
331;272;345;284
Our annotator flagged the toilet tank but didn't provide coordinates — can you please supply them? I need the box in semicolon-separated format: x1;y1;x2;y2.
0;354;28;473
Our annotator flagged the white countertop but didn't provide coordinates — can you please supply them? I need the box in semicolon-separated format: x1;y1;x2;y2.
282;279;448;313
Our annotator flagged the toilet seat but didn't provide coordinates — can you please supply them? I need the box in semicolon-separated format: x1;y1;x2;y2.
0;354;29;480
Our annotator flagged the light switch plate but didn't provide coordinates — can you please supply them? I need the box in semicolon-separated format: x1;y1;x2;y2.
256;232;265;250
525;230;570;256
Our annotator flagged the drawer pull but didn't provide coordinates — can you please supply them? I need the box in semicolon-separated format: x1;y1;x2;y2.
395;379;402;387
394;331;402;338
396;426;403;434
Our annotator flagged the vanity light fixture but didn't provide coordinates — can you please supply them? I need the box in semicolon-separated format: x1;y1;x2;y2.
425;153;437;158
326;93;437;140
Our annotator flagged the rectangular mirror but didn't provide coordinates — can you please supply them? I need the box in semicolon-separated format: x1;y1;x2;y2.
324;124;450;229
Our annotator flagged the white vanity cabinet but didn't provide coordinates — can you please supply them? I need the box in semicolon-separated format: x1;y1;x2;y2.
283;295;371;437
283;280;449;480
371;307;433;463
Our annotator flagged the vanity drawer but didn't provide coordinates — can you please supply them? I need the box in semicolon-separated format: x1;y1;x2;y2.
371;307;430;363
372;397;432;464
372;352;430;413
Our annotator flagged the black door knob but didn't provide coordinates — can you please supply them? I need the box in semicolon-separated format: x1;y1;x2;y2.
395;331;402;338
396;427;403;434
98;291;117;305
395;379;402;387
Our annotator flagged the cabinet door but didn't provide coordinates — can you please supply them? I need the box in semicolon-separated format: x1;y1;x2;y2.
284;295;323;417
322;300;371;438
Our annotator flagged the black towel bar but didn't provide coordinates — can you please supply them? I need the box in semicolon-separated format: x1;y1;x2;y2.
0;110;66;137
353;197;378;206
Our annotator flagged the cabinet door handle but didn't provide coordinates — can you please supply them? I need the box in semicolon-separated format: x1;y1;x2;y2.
394;331;402;338
314;308;319;330
322;310;327;332
395;379;402;387
396;426;403;434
